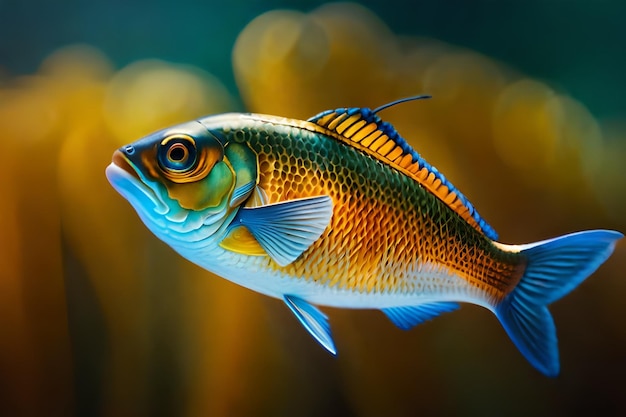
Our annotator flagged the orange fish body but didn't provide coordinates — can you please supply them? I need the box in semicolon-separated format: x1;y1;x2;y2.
106;98;622;376
220;113;522;304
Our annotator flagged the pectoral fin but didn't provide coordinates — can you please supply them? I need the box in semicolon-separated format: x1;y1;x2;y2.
284;295;336;355
234;195;333;266
382;302;459;330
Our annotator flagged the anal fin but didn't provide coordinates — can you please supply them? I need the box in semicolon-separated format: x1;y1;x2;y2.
382;302;459;330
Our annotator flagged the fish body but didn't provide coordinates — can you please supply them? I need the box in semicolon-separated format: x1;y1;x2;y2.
106;98;622;376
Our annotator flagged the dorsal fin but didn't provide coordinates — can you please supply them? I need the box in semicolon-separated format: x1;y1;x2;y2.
307;100;498;240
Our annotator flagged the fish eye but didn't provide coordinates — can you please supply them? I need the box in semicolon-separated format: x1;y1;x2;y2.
154;131;223;184
158;135;197;173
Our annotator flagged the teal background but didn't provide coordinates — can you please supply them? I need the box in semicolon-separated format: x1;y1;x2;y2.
2;0;625;122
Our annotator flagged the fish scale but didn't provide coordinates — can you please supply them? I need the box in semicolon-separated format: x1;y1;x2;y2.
106;97;622;376
236;116;519;299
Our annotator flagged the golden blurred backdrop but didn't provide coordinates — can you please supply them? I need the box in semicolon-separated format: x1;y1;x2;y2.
1;3;625;417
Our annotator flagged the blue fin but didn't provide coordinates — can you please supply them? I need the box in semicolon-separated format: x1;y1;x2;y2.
284;295;336;355
234;195;333;266
382;302;459;330
495;230;623;377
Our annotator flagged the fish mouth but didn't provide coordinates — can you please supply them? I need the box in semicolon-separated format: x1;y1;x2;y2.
111;150;141;181
106;151;168;215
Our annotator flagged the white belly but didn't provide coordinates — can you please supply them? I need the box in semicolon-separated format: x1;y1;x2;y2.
176;241;492;311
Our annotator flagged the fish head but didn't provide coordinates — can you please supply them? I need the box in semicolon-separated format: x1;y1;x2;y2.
105;120;247;247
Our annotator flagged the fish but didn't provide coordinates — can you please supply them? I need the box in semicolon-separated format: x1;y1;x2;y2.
106;96;622;377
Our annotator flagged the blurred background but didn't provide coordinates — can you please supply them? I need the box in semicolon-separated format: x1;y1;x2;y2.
1;1;625;416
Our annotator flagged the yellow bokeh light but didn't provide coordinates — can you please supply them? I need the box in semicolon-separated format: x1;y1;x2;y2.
104;60;234;142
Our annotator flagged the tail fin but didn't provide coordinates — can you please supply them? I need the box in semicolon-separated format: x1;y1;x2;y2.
495;230;622;377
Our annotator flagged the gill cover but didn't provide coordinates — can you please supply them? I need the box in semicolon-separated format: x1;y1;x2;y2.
224;142;258;207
